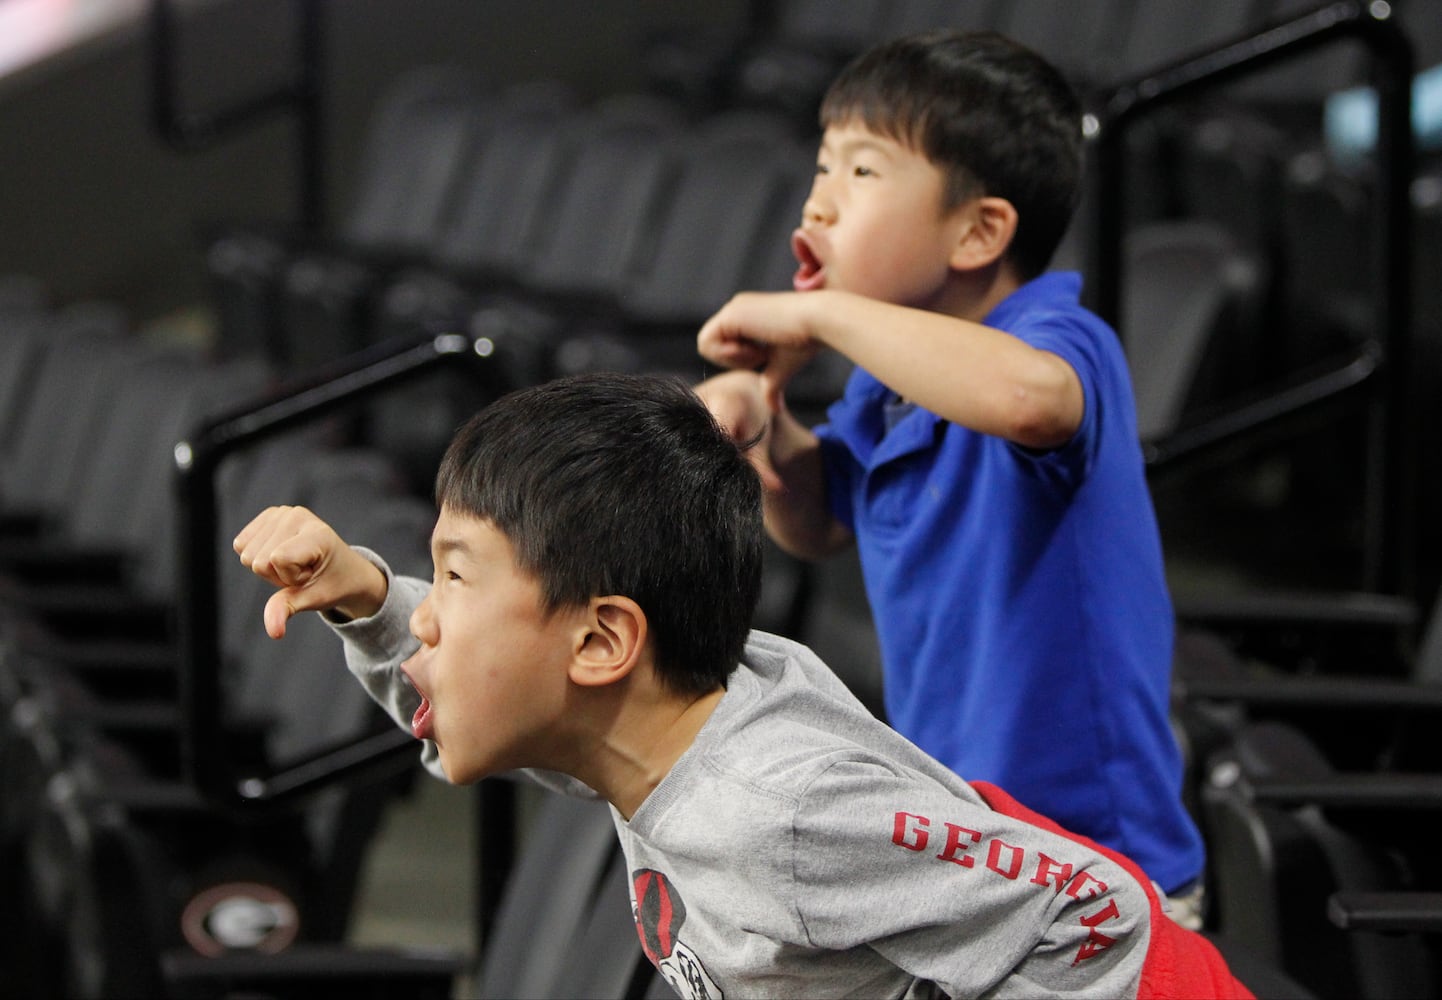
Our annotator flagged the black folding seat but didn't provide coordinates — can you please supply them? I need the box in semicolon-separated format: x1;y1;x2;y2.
7;457;437;998
1199;719;1440;999
0;439;402;817
474;790;641;1000
0;351;271;660
207;66;491;367
0;272;46;311
555;111;815;380
642;0;890;126
368;92;684;368
358;94;686;490
549;847;660;999
342;81;578;361
726;0;893;123
0;280;51;457
1120;219;1269;444
0;302;130;537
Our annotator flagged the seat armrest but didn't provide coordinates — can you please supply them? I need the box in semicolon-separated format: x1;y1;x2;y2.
1329;892;1442;933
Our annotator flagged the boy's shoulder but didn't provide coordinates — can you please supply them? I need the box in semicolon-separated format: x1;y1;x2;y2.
690;632;969;800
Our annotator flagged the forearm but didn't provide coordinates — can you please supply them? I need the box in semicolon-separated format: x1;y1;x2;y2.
804;291;1083;449
763;406;852;561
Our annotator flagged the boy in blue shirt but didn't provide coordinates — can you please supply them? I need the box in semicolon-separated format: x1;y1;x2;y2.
695;29;1206;920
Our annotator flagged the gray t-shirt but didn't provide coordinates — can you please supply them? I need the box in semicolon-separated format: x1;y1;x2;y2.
332;551;1153;999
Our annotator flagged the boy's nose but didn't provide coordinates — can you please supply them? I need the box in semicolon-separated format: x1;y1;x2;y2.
802;190;835;226
409;593;438;645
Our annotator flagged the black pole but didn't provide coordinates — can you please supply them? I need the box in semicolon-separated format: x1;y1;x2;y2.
149;0;325;233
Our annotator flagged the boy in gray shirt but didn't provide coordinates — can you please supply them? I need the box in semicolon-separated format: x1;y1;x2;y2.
235;372;1248;999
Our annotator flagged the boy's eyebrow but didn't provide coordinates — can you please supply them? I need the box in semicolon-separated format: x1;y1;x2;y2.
821;132;896;159
431;535;473;558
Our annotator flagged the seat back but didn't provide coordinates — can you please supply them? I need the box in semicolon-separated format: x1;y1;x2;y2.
341;67;492;255
476;791;621;1000
619;113;812;326
1;304;129;518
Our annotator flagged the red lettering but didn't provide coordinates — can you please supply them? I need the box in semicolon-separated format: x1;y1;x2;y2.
1064;871;1109;901
934;823;982;867
1031;853;1074;892
893;812;930;851
1073;928;1119;964
985;838;1025;880
1072;899;1122;965
1080;899;1121;928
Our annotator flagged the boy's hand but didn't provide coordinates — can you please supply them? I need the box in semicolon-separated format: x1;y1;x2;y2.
693;371;784;492
233;505;389;639
697;291;821;409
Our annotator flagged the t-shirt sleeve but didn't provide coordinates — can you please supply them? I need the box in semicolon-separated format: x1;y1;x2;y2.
790;757;1150;998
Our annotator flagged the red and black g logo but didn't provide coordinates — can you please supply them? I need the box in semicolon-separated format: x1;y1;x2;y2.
633;869;721;999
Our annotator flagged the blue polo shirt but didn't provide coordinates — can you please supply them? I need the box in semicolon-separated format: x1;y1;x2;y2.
814;272;1203;892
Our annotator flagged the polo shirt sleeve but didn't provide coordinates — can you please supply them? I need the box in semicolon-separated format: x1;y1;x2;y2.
1006;311;1124;492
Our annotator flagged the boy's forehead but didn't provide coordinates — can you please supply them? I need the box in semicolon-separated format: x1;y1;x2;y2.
431;505;498;555
820;121;916;157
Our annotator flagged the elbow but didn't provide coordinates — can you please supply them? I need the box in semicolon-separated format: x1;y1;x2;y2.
1003;363;1083;449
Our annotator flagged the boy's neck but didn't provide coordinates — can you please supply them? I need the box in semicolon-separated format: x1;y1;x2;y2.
935;258;1024;325
558;677;725;821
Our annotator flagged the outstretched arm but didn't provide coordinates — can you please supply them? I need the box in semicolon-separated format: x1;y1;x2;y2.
233;505;391;638
698;289;1084;450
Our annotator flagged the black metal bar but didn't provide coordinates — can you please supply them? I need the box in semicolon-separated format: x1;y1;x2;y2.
1092;1;1411;327
1142;343;1378;469
1367;12;1416;597
149;0;325;232
1250;773;1442;809
175;333;505;812
1089;0;1415;597
1329;892;1442;933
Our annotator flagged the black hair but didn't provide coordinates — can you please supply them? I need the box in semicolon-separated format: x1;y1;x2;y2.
434;372;763;695
819;29;1083;279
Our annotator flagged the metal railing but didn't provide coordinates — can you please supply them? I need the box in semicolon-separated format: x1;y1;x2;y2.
1086;0;1416;597
174;332;506;810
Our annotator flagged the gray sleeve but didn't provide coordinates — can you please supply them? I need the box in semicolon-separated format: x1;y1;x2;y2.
791;759;1149;998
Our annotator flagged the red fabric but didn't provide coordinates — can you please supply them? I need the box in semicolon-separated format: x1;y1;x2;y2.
969;781;1254;1000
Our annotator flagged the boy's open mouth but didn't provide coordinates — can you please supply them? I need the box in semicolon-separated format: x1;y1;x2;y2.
401;666;435;741
411;695;434;742
791;229;826;292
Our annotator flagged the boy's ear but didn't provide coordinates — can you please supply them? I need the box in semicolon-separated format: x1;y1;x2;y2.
569;596;646;688
949;196;1018;272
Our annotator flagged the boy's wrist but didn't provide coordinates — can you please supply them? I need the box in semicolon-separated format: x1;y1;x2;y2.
331;548;390;622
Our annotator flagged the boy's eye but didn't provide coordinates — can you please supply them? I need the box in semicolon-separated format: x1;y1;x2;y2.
815;162;830;176
853;165;875;177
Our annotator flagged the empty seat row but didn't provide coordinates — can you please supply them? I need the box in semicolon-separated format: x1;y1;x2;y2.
0;295;458;997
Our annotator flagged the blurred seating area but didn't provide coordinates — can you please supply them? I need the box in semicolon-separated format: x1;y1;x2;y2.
2;0;1441;996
